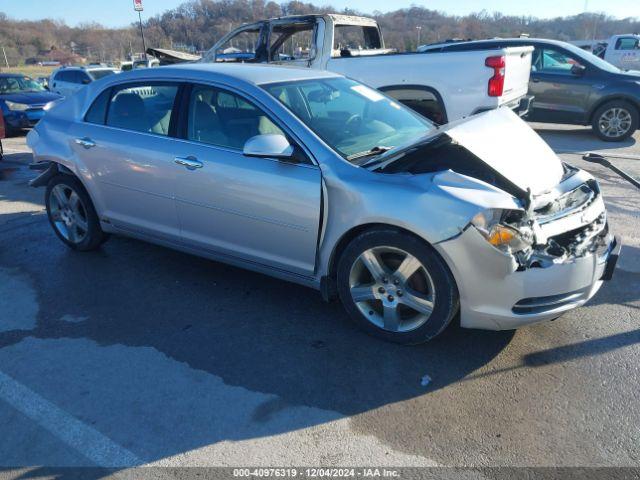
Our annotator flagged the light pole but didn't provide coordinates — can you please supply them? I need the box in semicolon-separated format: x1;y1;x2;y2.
134;0;147;60
138;11;147;60
416;26;422;48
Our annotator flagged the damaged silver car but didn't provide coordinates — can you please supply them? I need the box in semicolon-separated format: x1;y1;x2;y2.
27;64;620;344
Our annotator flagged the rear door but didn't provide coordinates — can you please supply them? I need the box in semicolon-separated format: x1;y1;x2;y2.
70;81;183;242
172;83;322;276
528;46;593;124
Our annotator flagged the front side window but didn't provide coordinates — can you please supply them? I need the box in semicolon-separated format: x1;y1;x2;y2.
615;37;639;50
533;48;583;74
214;28;262;63
263;77;432;159
106;83;179;135
186;84;283;150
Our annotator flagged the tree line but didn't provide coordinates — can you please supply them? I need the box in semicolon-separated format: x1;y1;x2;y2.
1;1;639;65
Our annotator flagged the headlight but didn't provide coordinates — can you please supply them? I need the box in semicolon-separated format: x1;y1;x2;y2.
5;101;29;111
471;209;532;253
43;100;61;111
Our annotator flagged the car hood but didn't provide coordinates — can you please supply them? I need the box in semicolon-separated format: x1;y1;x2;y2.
0;91;63;105
443;108;564;195
375;108;564;197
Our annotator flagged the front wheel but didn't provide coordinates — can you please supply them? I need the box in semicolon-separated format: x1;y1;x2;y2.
337;229;459;345
592;101;638;142
45;174;109;251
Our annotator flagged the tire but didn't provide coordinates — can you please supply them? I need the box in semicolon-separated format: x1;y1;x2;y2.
45;174;109;251
337;228;459;345
591;100;638;142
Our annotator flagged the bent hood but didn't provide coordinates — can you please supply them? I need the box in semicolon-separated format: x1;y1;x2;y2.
443;107;564;196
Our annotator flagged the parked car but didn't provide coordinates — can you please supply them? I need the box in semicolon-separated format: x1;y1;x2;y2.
49;65;118;97
0;73;63;135
420;38;640;141
201;14;534;124
593;34;640;71
27;64;619;344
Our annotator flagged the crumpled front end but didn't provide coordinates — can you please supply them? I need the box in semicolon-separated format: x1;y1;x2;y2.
435;167;620;330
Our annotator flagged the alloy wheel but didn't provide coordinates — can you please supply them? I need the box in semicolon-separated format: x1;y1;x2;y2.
598;107;632;139
348;246;436;333
48;184;89;244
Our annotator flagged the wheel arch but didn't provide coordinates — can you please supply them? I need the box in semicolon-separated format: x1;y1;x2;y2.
378;84;448;124
321;222;447;301
587;95;640;124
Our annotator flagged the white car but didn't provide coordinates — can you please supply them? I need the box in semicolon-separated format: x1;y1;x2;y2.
49;66;117;97
203;14;534;124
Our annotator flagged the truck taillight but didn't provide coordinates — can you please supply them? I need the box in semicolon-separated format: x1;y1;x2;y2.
485;55;505;97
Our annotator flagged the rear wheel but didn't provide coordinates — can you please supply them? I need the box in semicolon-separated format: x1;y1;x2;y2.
45;174;109;251
337;229;459;344
592;100;638;142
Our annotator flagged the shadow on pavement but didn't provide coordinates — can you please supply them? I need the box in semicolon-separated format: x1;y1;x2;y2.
0;176;515;467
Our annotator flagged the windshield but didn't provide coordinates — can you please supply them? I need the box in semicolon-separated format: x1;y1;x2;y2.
262;77;434;160
0;76;46;93
89;69;116;80
561;42;623;73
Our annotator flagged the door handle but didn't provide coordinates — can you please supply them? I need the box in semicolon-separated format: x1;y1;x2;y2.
75;137;96;149
174;156;203;170
532;78;540;83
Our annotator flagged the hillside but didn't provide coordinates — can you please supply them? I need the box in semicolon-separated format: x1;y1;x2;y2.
1;0;639;66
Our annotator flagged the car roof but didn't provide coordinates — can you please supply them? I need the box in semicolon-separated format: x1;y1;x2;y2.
0;73;24;78
421;37;571;51
102;62;341;87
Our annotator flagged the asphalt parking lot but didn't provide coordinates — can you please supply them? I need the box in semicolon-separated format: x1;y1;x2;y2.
0;124;639;472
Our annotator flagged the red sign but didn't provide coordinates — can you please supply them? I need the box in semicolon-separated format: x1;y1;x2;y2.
133;0;143;12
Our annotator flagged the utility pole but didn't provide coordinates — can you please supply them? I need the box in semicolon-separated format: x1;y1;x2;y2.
138;10;147;60
2;47;9;69
416;26;422;48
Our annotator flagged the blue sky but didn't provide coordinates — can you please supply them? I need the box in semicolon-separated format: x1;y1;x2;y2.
2;0;637;27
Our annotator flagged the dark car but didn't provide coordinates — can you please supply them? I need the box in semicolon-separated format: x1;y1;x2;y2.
0;74;63;135
420;38;640;141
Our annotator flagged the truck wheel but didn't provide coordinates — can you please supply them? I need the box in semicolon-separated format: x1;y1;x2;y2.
592;100;638;142
337;229;459;345
45;174;109;251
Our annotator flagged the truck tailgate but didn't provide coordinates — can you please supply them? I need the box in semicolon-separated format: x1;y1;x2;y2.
500;46;533;106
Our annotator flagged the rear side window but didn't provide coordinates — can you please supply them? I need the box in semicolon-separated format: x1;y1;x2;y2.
106;83;179;136
85;89;111;124
332;25;382;57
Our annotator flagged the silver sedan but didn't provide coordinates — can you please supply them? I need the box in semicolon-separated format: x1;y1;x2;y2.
27;64;620;344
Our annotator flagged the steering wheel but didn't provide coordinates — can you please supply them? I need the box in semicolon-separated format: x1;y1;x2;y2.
344;114;363;135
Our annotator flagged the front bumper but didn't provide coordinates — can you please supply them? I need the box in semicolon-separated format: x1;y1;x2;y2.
435;224;620;331
3;111;30;131
25;108;45;126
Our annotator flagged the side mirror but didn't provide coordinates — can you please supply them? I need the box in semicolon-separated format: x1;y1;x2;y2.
571;63;586;76
243;134;295;160
82;78;91;85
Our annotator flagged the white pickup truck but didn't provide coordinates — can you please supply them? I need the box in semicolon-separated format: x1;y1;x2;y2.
593;35;640;71
202;14;533;123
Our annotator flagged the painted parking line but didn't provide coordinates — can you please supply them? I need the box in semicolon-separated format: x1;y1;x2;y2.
0;370;142;467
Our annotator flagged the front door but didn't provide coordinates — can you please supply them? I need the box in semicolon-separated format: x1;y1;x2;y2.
528;46;593;124
172;84;322;276
71;81;183;241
